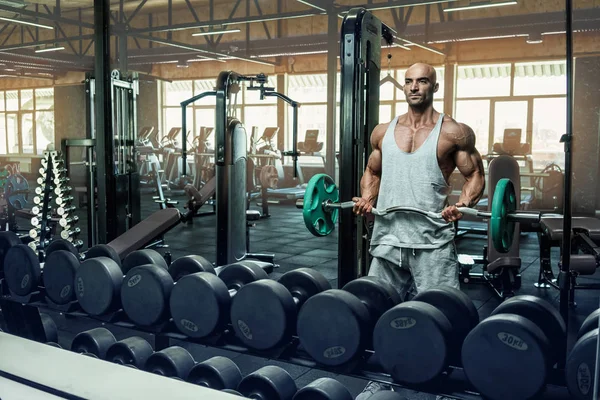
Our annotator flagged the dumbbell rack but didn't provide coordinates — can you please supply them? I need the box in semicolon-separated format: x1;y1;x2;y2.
0;288;569;400
30;151;82;260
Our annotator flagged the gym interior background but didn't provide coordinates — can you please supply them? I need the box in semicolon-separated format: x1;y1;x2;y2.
0;0;600;399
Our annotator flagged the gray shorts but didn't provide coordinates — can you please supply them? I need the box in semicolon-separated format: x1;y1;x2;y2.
368;241;459;301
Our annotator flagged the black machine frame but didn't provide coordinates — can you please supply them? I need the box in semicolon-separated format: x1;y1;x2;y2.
338;8;394;287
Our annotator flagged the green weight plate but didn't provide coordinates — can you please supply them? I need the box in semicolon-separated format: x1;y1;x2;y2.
303;174;339;237
491;178;517;253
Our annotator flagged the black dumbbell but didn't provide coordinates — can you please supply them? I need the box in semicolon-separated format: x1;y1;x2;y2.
373;286;479;385
74;248;168;316
567;327;598;400
2;239;79;300
578;308;599;339
292;377;352;400
120;255;214;326
230;268;330;350
144;346;197;379
187;356;243;391
237;365;297;400
297;276;401;366
105;336;155;369
0;231;21;277
169;261;269;338
462;295;566;400
71;327;117;358
40;313;59;344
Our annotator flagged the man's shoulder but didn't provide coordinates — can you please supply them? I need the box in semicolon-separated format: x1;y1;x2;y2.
441;115;473;141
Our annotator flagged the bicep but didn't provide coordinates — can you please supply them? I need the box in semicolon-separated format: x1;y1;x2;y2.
366;148;382;175
454;125;484;178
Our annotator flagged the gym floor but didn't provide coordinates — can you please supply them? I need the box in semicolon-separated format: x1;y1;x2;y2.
27;196;600;399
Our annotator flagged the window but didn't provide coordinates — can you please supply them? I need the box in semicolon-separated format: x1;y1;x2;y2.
514;61;566;96
493;101;528;147
532;97;566;169
456;64;511;98
455;100;491;154
0;88;54;155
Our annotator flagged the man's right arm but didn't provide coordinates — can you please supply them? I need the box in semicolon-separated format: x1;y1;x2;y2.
353;124;386;215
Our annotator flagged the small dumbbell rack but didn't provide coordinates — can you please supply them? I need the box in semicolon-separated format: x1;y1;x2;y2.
30;151;82;260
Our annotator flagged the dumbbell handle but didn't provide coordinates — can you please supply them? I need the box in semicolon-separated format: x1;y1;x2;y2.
56;196;74;205
61;228;81;240
60;216;79;227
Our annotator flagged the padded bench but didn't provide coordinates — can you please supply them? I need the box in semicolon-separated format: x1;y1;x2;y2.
540;216;600;242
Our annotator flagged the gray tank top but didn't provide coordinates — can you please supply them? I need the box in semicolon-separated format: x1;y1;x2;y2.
369;113;455;249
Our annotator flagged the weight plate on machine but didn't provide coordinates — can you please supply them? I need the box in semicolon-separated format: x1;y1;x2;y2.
46;239;79;258
121;264;173;326
106;336;154;369
4;244;40;296
490;295;566;365
566;328;598;400
44;250;80;305
168;255;215;281
491;178;517;253
412;286;479;365
0;231;20;275
302;174;340;237
373;301;453;385
462;314;551;400
187;356;242;390
75;257;123;316
578;308;600;339
297;289;370;366
122;249;168;275
169;272;231;338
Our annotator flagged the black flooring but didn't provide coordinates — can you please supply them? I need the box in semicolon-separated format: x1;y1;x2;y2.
4;193;600;399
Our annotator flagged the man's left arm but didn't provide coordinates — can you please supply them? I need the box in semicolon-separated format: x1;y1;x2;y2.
454;123;485;208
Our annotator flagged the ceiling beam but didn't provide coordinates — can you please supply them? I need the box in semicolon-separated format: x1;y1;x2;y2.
0;3;93;29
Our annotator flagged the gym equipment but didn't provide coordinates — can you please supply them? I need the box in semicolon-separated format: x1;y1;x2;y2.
237;365;297;400
105;336;155;369
373;286;479;385
369;393;408;400
296;276;401;366
43;249;81;305
300;174;538;254
292;377;352;400
461;295;565;400
169;261;269;338
230;268;331;350
75;248;168;316
187;356;243;391
145;346;196;379
71;327;117;359
120;254;213;326
567;328;599;399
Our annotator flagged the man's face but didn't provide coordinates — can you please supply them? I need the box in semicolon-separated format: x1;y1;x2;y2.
403;67;439;108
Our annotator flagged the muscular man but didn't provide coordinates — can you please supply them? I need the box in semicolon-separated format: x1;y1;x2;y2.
353;62;485;302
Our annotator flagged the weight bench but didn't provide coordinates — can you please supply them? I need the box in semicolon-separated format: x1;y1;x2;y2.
536;216;600;303
108;207;181;261
183;176;216;219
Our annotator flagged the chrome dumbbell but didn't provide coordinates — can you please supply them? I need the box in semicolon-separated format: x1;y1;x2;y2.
54;186;72;196
31;216;51;226
56;196;73;206
33;195;51;205
60;228;81;240
59;216;79;228
57;205;76;216
53;177;70;186
29;228;50;239
35;186;54;195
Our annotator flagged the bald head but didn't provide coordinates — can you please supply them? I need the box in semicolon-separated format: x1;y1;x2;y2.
403;63;439;110
405;63;437;86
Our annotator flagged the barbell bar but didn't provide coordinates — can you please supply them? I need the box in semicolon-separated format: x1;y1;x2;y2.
299;173;541;253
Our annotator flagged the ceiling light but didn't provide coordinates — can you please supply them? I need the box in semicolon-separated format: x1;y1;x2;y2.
0;16;54;29
368;0;459;11
444;0;517;12
35;46;65;53
526;32;543;44
192;28;241;37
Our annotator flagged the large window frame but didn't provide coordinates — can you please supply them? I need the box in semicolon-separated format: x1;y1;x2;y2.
0;88;54;156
